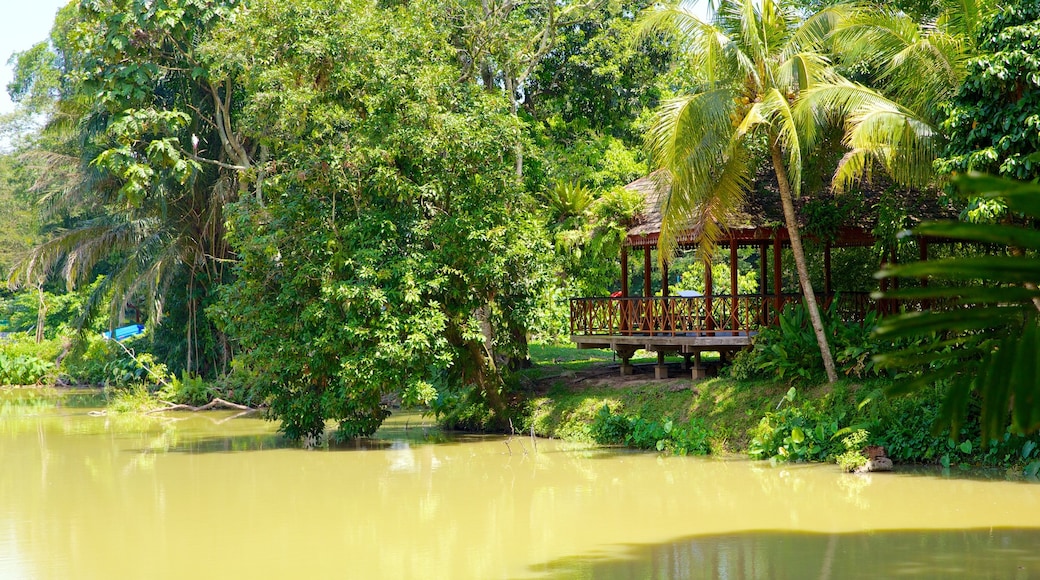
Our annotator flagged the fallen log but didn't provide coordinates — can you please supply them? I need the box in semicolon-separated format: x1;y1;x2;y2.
146;398;255;414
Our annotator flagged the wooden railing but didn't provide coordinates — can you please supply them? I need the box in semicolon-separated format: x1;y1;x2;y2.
570;292;888;337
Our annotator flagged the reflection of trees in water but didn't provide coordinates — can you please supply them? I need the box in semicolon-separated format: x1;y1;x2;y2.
535;529;1040;579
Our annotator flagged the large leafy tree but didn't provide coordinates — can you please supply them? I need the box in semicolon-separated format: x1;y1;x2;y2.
207;0;547;439
9;0;251;375
641;0;848;383
937;0;1040;181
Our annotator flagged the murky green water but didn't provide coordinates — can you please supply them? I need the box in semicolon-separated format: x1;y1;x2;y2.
2;389;1040;579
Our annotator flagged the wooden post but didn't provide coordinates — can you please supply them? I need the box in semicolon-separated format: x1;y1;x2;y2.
730;238;739;330
655;350;668;379
759;242;768;296
773;234;782;324
705;259;714;331
620;246;629;297
759;241;768;325
643;245;652;297
644;245;652;332
620;245;629;334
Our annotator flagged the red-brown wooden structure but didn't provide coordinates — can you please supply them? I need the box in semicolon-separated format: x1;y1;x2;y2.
569;173;945;378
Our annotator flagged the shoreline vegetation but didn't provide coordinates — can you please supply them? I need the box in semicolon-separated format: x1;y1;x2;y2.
3;338;1039;477
1;0;1039;484
509;343;1040;476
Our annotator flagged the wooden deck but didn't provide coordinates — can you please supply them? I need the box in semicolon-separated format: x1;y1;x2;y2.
569;293;880;377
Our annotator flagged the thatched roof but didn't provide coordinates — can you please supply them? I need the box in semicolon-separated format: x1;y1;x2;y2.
623;169;958;248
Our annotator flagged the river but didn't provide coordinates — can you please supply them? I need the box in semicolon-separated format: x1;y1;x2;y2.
2;389;1039;579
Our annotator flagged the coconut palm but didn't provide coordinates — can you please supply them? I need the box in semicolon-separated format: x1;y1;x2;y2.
798;0;994;192
640;0;851;383
7;0;245;375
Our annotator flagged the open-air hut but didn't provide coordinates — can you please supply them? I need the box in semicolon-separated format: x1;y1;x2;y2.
568;172;953;379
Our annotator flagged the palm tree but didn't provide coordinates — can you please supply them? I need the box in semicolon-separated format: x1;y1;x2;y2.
7;0;247;375
640;0;850;383
798;0;993;193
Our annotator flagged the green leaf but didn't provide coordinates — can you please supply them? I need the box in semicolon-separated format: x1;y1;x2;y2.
791;426;805;444
913;222;1040;250
1022;440;1036;460
880;257;1040;284
1025;460;1040;478
958;440;972;454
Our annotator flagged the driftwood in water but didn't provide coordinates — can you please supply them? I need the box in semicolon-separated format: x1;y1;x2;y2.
146;398;254;414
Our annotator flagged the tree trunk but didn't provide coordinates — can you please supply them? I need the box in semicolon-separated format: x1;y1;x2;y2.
770;140;839;383
35;285;46;344
447;316;509;429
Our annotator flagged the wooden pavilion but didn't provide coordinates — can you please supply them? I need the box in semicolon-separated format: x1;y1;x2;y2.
569;172;949;379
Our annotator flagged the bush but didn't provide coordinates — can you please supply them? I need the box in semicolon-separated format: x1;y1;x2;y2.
61;335;171;389
0;352;54;385
747;387;850;462
590;405;711;455
835;429;870;472
157;372;214;406
729;301;883;384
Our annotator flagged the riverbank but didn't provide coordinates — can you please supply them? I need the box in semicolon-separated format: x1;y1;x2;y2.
517;344;1040;474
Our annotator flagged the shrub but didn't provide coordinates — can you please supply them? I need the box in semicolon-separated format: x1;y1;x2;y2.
748;387;849;462
590;405;711;455
158;372;214;406
835;429;870;473
730;301;883;383
0;352;54;385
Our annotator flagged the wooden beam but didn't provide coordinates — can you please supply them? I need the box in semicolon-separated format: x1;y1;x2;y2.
730;238;738;330
620;246;629;297
773;234;782;323
643;245;652;298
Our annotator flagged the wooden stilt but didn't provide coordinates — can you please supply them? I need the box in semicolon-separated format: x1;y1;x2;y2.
691;351;706;379
620;246;629;297
773;233;782;324
655;350;668;379
759;242;768;325
730;238;739;330
705;259;715;332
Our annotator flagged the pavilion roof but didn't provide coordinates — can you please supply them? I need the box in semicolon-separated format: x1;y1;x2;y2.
623;169;958;248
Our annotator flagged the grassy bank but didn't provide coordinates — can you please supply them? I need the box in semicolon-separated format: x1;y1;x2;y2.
517;343;1040;474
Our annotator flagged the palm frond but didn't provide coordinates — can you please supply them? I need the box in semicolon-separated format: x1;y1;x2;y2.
646;88;751;260
874;173;1040;440
637;2;745;88
800;80;939;192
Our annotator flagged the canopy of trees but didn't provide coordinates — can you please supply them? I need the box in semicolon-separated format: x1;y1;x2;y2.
2;0;1038;439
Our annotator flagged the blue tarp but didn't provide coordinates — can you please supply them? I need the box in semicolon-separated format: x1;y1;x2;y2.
102;324;145;341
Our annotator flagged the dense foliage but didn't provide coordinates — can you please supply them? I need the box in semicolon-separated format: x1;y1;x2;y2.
938;0;1040;180
1;0;1037;448
206;0;548;439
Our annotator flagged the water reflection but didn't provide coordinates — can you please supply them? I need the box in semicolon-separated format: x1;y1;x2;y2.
531;528;1040;579
3;401;1040;579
